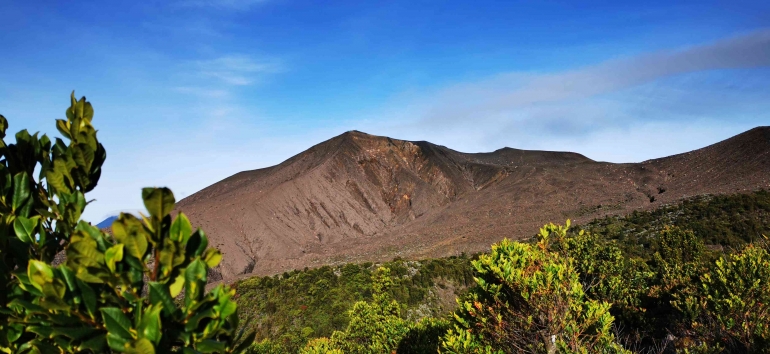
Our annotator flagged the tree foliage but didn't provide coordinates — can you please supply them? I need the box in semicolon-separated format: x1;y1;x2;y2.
0;93;252;353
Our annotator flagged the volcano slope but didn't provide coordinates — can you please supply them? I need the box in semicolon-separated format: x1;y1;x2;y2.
175;127;770;281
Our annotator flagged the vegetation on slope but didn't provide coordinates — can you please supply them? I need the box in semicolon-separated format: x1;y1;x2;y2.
234;257;474;352
578;190;770;257
240;190;770;353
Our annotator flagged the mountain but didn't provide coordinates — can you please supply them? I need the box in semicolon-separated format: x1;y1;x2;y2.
175;127;770;281
96;215;118;230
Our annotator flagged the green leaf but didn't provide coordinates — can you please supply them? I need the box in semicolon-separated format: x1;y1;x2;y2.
57;265;78;293
169;272;185;298
185;259;207;305
112;213;149;259
195;339;226;353
67;233;105;268
79;333;107;352
6;323;23;343
186;229;209;258
137;305;162;345
148;282;177;316
12;172;30;212
101;307;135;341
170;213;193;243
50;327;99;341
46;159;72;194
13;215;38;243
158;238;176;273
142;187;175;220
77;278;97;318
202;248;222;268
232;331;256;354
55;119;71;139
105;244;125;273
28;260;54;291
107;332;132;353
130;338;156;354
0;114;7;139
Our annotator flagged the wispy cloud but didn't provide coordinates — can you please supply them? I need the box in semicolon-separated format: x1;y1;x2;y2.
173;86;230;98
351;29;770;163
194;54;281;86
420;29;770;125
175;0;270;11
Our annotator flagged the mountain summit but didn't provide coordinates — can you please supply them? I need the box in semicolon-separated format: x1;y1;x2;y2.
175;127;770;281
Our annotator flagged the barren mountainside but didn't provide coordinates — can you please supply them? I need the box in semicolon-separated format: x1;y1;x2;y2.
174;127;770;282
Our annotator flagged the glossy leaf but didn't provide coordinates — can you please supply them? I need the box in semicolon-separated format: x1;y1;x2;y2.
171;212;193;243
148;282;177;316
196;339;226;353
131;338;156;354
105;243;125;273
138;305;162;345
28;260;54;290
112;213;149;259
142;187;175;220
202;248;222;268
13;215;38;243
11;172;30;212
101;307;134;341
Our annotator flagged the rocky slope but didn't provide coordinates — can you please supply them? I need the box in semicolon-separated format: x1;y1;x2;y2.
174;127;770;281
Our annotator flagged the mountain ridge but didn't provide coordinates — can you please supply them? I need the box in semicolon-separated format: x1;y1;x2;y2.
175;127;770;282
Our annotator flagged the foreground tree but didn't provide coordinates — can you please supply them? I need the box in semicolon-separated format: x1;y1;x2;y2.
0;93;252;353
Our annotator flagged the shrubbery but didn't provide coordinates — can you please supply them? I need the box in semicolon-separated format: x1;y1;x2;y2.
441;223;629;353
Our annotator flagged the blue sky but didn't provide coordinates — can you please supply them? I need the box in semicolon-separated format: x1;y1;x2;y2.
1;0;769;222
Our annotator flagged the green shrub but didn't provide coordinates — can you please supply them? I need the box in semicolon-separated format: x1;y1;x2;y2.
672;239;770;352
299;338;342;354
396;317;450;354
330;267;409;354
545;221;653;339
441;223;629;354
0;93;252;353
246;339;287;354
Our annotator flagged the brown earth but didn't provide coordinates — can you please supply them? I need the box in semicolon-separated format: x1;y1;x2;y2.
174;127;770;283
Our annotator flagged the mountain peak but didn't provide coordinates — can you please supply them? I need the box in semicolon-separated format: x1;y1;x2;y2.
175;127;770;281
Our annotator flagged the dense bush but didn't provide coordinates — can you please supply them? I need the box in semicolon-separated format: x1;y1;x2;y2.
671;239;770;352
329;267;410;353
441;223;629;353
0;93;251;353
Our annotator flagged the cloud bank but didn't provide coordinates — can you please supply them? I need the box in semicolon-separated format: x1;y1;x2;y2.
350;29;770;163
422;29;770;125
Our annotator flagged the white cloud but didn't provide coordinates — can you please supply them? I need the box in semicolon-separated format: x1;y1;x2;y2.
194;54;281;86
420;29;770;126
334;28;770;163
175;0;270;11
173;86;230;98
